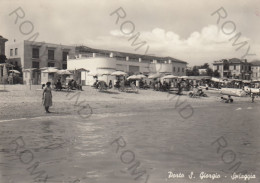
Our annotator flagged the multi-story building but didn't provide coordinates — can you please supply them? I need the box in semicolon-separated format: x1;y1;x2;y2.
5;40;76;84
0;35;8;55
0;35;8;84
251;60;260;81
213;58;252;80
68;46;187;85
5;41;187;85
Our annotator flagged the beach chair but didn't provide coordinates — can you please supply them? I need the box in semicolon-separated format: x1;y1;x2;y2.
126;83;138;93
98;81;108;92
119;83;138;93
189;87;207;97
221;96;233;103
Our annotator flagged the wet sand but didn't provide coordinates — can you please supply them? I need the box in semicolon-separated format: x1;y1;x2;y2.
0;85;259;183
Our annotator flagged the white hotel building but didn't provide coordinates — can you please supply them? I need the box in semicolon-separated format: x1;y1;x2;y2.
5;40;187;85
68;46;187;85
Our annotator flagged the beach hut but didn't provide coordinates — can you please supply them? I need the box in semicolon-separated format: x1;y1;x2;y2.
41;67;59;85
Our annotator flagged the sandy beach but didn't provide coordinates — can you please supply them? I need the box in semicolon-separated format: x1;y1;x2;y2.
0;85;259;183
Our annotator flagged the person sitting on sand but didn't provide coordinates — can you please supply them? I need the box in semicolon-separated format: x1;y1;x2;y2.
77;81;83;91
221;95;233;103
93;79;99;88
114;79;120;88
177;81;182;95
68;79;74;90
109;80;113;88
42;82;52;113
56;79;62;91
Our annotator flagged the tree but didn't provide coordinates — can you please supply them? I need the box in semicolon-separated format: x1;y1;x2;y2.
0;55;7;63
200;63;209;69
213;70;220;78
206;68;213;76
192;66;199;76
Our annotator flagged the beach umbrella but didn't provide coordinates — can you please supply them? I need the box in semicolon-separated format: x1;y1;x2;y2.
9;69;20;74
56;69;72;75
99;70;114;84
111;71;127;76
127;75;143;80
178;76;189;79
136;74;146;78
252;79;260;82
98;69;114;76
42;68;58;73
162;75;178;79
211;77;220;82
201;76;211;80
148;73;163;79
242;80;251;83
40;67;57;70
76;68;89;72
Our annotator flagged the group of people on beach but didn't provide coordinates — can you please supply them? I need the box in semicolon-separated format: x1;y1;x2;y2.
42;76;258;113
54;79;82;91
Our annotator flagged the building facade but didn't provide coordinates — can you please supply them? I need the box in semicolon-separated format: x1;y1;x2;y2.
251;60;260;81
5;40;76;84
5;41;187;85
68;46;187;85
213;58;252;80
0;35;8;55
0;35;8;84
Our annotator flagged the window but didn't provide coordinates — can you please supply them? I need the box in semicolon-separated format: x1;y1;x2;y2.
62;64;67;69
223;63;229;70
10;49;13;56
48;50;55;60
15;48;18;55
129;65;140;73
63;52;68;61
32;48;39;58
217;65;219;70
48;62;55;67
234;65;236;70
241;65;243;70
182;68;184;72
32;61;39;68
178;67;180;72
15;61;18;66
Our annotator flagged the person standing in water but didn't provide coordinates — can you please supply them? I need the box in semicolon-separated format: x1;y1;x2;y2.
42;82;52;113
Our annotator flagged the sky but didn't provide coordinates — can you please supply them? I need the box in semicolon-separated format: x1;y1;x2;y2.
1;0;260;66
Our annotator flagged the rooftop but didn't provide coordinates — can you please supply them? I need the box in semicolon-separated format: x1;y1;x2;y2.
76;46;187;64
213;58;248;64
250;60;260;66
